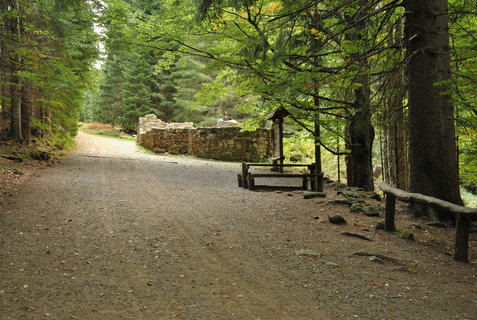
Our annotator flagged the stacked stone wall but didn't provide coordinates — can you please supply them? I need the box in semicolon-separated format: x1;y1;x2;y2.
138;128;191;155
138;127;272;162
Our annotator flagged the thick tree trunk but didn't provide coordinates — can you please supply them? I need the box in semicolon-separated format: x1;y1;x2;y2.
405;0;463;220
347;85;375;191
343;3;375;191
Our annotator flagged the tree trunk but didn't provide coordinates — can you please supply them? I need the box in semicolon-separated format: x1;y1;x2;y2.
344;6;375;192
8;74;22;141
347;84;375;191
8;0;23;142
405;0;463;220
21;81;32;142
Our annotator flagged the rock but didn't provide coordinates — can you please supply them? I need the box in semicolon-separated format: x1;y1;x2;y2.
323;176;334;183
329;197;364;206
315;199;326;204
350;203;364;213
30;150;50;161
375;221;385;230
426;221;448;228
369;256;384;264
119;132;133;138
362;204;381;217
324;262;339;267
295;249;321;257
289;154;302;162
410;223;424;230
342;191;360;198
328;215;347;224
406;233;415;241
369;193;382;201
341;232;372;241
303;191;327;199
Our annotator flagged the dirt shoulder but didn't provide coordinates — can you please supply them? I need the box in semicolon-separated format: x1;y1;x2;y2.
0;132;476;320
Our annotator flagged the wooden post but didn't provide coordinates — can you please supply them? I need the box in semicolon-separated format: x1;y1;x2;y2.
318;172;324;192
241;162;248;189
455;213;470;262
247;173;255;190
309;164;317;191
385;194;396;232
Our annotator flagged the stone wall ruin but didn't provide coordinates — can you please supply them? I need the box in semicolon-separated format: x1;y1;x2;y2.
137;115;272;162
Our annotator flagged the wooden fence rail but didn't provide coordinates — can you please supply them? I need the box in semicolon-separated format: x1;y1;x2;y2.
379;182;477;262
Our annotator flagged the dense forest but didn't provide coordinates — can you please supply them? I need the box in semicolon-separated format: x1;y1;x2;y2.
0;0;476;214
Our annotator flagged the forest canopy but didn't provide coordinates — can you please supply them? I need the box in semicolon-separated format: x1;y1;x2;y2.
0;0;476;209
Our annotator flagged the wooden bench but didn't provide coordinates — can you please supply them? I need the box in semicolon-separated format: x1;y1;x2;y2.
379;182;477;262
238;162;323;192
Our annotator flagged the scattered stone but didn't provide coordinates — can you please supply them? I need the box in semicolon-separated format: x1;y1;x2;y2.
30;150;50;161
406;233;415;241
303;191;327;199
369;193;382;201
341;232;372;241
323;177;334;183
426;221;448;228
295;249;321;257
313;216;320;220
315;199;326;204
329;197;364;206
369;256;384;264
119;132;133;138
289;154;302;162
328;215;347;224
375;221;385;230
410;223;424;230
350;203;364;213
362;204;381;217
324;262;339;267
4;168;23;175
352;252;404;265
342;191;360;198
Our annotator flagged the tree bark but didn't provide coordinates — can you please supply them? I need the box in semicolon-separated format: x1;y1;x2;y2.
347;82;375;191
8;0;23;141
21;81;32;142
405;0;463;220
344;6;375;192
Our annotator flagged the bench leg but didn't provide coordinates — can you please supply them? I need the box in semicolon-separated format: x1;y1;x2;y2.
248;173;255;190
302;176;308;190
237;174;243;188
241;162;248;189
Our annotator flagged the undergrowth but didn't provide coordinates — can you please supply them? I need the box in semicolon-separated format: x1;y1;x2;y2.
461;187;477;208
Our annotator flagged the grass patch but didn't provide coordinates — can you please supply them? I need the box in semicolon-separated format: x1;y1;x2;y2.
79;122;136;142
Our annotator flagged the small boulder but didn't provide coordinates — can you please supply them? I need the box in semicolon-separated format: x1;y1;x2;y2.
375;221;385;230
30;150;50;161
362;204;381;217
303;191;327;199
328;215;347;225
350;203;364;213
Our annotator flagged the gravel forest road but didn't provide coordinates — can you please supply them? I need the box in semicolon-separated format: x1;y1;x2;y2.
1;132;476;320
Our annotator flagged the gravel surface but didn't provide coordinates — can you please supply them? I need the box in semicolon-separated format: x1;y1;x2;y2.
0;132;476;319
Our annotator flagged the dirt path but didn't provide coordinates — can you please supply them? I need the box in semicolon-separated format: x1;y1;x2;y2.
1;132;476;319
